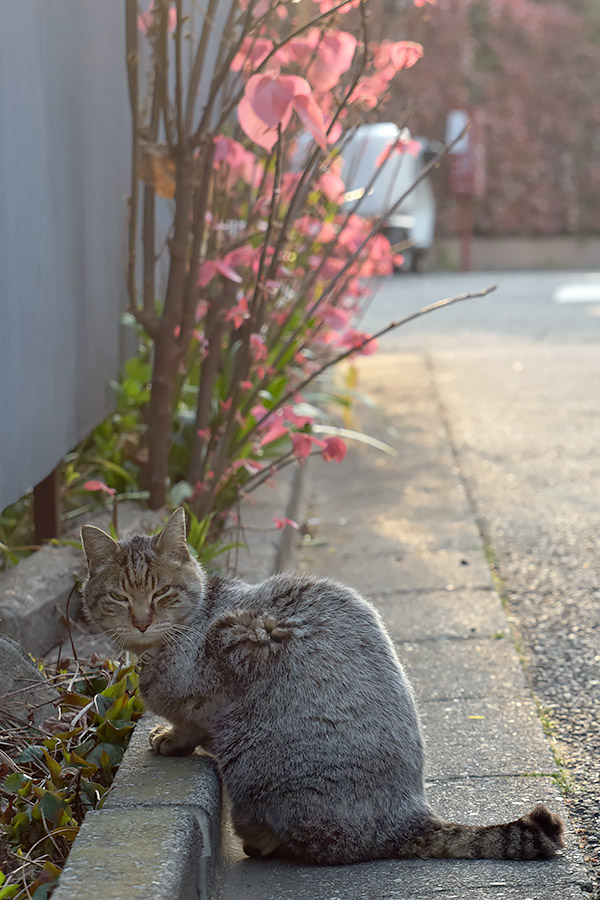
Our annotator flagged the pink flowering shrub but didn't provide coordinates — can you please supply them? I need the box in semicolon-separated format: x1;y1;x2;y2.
125;0;431;531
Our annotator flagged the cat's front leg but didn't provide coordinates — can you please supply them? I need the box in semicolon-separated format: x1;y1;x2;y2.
149;721;212;757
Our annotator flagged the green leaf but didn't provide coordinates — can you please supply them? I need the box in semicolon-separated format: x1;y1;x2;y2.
38;792;71;826
93;693;115;717
71;739;95;758
311;425;398;457
41;748;64;783
100;676;128;701
0;542;20;566
87;457;137;485
3;772;32;794
32;879;59;899
85;743;124;769
15;745;45;764
169;481;194;507
124;357;152;383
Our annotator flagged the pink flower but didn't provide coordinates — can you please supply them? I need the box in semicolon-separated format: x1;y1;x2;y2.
390;41;424;68
84;480;116;497
375;136;421;169
338;328;378;355
314;0;360;12
318;171;346;204
320;304;351;331
232;459;264;475
373;40;424;73
230;36;274;74
291;433;325;458
306;32;358;93
322;436;347;463
259;422;289;447
238;71;328;152
249;333;268;361
317;221;338;243
225;295;250;330
281;406;313;429
273;517;299;530
348;73;391;109
225;245;259;270
212;137;262;189
197;258;243;287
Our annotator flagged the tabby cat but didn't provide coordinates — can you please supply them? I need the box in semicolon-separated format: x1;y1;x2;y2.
80;508;564;864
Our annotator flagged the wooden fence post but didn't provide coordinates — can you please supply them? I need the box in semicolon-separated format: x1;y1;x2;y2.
33;468;61;542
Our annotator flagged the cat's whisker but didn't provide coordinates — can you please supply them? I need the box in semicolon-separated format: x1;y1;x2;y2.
167;623;204;641
162;633;192;655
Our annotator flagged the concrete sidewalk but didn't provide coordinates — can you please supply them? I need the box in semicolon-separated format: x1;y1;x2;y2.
219;352;591;899
50;350;591;900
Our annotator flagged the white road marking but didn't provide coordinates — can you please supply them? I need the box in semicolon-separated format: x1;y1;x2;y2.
554;284;600;303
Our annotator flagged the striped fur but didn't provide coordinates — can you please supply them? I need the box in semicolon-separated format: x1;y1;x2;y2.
81;509;565;865
404;804;565;860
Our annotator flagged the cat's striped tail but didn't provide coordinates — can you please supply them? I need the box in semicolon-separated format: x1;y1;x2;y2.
405;804;565;860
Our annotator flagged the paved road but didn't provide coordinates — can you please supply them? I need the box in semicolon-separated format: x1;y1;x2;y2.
362;270;600;898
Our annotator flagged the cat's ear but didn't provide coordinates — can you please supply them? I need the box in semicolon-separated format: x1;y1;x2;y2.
156;507;189;561
81;525;119;573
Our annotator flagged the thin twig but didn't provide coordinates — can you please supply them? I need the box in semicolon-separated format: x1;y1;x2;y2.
185;0;223;132
175;0;184;142
64;584;79;666
241;285;497;448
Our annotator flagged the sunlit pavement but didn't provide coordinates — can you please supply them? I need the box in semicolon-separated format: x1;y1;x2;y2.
361;268;600;894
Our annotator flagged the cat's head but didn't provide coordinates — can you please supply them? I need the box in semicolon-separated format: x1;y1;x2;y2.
80;508;205;653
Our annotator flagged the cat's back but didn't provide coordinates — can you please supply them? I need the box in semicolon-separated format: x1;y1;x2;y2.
211;570;420;744
210;570;426;809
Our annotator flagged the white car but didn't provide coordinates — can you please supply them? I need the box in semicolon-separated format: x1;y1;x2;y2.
339;122;438;272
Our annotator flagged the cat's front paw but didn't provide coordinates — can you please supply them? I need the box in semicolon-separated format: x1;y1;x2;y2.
149;724;198;757
208;609;292;676
218;610;291;645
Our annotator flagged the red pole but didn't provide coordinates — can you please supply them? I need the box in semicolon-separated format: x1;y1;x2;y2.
460;194;473;271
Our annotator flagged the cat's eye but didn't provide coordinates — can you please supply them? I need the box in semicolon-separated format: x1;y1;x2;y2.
109;593;129;604
151;586;173;604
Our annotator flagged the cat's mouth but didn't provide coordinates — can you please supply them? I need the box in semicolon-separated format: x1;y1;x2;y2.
119;627;165;652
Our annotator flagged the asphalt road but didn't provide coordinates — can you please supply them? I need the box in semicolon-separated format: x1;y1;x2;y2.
362;270;600;897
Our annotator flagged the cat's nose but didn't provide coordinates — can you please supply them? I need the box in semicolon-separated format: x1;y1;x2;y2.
132;618;152;632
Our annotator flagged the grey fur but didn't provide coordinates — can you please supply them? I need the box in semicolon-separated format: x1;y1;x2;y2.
81;509;565;864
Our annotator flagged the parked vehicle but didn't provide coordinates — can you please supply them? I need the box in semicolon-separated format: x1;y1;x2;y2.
339;122;439;272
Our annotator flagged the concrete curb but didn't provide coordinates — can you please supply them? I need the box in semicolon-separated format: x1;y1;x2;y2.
51;716;221;900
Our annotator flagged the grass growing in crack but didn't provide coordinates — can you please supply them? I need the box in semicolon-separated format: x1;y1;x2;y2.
483;543;509;606
482;543;576;798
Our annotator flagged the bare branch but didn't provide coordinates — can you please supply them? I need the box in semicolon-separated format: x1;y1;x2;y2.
236;285;497;449
185;0;222;133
